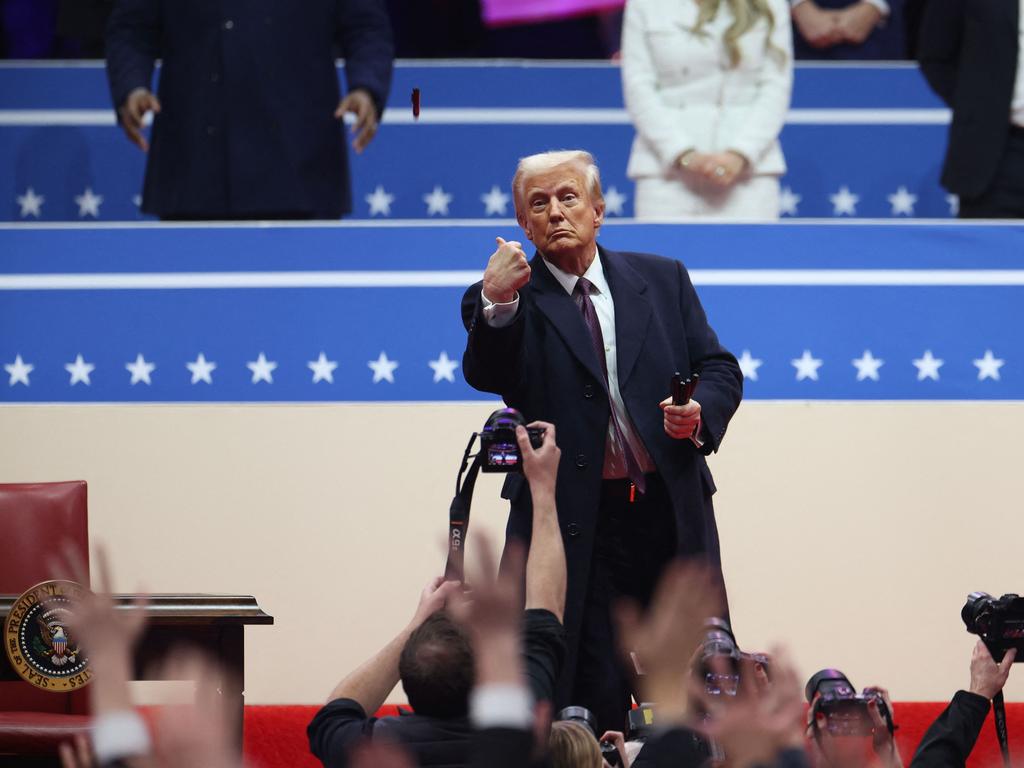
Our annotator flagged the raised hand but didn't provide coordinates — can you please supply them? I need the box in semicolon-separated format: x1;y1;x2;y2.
483;237;531;304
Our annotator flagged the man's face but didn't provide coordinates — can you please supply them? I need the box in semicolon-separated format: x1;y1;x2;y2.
517;163;604;262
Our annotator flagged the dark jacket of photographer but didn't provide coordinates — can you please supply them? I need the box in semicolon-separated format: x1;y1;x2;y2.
909;691;991;768
461;247;743;706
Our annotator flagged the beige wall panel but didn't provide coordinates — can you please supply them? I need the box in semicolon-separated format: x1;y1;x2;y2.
1;401;1021;704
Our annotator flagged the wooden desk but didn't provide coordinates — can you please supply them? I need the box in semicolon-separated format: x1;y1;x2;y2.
0;594;273;749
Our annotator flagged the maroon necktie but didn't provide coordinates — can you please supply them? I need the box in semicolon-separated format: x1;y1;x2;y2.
572;277;647;494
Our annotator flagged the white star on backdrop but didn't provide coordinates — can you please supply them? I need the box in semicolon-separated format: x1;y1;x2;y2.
946;194;959;217
912;350;944;381
428;351;459;383
125;353;155;385
423;186;453;216
791;350;823;381
851;350;884;381
481;186;511;216
4;355;33;387
737;350;763;381
74;187;103;218
247;353;277;384
365;185;395;216
973;350;1004;381
603;186;627;216
17;188;44;218
829;186;859;216
65;354;95;386
308;352;338;384
368;351;398;383
187;353;217;385
779;187;801;217
887;186;917;216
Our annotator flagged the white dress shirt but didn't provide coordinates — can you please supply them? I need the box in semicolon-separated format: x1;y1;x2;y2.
481;251;657;480
1013;0;1024;127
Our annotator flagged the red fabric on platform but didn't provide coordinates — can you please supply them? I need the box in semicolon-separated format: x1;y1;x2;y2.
241;702;1024;768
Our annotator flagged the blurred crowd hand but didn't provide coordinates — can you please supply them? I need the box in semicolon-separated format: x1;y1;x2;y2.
149;650;241;768
335;88;378;153
793;1;883;48
863;686;903;768
969;640;1016;700
118;87;162;152
614;561;723;724
677;151;748;188
51;542;148;713
699;650;806;768
448;533;527;686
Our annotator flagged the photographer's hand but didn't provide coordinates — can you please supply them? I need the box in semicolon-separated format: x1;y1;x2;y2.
865;686;902;768
969;641;1015;699
516;422;566;623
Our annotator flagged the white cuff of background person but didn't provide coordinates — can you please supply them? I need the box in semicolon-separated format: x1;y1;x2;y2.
470;684;535;730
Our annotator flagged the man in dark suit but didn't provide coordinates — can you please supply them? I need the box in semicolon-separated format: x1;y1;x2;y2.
916;0;1024;218
105;0;393;220
460;150;743;734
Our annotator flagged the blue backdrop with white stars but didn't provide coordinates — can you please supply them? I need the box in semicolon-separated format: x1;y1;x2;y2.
1;63;956;222
2;222;1022;402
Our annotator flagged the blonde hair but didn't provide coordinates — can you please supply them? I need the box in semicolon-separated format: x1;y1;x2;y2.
512;150;604;214
549;721;603;768
690;0;787;67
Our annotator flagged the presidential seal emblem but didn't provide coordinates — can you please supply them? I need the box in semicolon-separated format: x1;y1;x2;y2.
3;580;92;692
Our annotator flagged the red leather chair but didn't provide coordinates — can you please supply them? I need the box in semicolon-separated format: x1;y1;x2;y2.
0;481;92;761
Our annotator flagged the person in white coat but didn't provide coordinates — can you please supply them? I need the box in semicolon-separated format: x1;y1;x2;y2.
621;0;794;220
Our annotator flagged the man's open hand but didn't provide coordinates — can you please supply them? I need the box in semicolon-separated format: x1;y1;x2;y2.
483;237;531;304
117;87;161;152
335;89;378;153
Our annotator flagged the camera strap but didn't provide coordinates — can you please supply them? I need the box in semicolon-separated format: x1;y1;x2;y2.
445;433;482;582
993;691;1011;768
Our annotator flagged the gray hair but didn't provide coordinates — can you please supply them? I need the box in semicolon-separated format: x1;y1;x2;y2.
512;150;604;213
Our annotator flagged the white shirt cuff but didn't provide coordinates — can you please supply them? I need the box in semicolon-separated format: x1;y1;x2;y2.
481;291;520;329
864;0;890;15
92;710;152;764
789;0;808;6
470;684;534;730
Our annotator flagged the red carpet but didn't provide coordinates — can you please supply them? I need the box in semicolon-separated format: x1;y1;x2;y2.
242;702;1024;768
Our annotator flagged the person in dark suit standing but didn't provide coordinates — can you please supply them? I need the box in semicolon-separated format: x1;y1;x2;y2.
460;150;743;734
105;0;393;220
916;0;1024;218
790;0;905;59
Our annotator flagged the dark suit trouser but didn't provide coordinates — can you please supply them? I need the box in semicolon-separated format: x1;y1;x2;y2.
570;473;677;735
959;127;1024;219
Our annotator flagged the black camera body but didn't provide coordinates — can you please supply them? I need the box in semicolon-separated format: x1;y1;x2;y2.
962;592;1024;663
806;669;894;738
698;617;770;697
556;706;622;767
478;408;545;472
